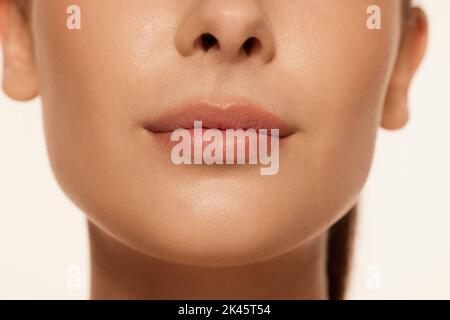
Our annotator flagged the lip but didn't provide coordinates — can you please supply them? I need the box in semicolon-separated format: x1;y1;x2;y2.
142;98;294;162
144;99;294;138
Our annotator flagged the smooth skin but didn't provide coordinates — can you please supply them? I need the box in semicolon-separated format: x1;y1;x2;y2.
1;0;427;299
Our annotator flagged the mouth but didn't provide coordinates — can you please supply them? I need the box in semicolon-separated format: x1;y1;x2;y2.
142;98;294;163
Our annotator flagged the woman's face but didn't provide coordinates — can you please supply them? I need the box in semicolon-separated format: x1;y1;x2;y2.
8;0;415;266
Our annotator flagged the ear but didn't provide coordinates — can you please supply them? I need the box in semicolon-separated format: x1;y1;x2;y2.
1;0;38;101
381;8;428;130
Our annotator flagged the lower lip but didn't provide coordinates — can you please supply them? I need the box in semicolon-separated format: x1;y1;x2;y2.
147;128;279;163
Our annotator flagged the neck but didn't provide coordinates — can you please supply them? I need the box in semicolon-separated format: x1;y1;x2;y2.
88;221;329;300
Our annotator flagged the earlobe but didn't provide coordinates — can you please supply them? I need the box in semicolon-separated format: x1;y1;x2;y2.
381;8;428;131
1;0;38;101
382;88;409;130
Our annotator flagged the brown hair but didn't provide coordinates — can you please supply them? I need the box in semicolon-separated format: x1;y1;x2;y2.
326;0;412;300
327;205;358;300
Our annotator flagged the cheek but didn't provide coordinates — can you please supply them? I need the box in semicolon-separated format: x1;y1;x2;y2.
31;0;176;205
32;0;176;111
307;14;399;200
271;1;401;229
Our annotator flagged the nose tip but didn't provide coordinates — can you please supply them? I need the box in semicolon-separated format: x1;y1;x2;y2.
175;0;276;63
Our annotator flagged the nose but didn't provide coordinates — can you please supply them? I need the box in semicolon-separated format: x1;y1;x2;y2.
175;0;276;64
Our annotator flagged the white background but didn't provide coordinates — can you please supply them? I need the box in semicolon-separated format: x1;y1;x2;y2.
0;0;449;299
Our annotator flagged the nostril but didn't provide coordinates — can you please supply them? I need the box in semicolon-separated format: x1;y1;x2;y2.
194;34;263;57
199;33;219;51
242;37;261;56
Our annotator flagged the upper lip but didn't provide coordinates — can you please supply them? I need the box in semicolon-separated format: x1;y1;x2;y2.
144;98;294;138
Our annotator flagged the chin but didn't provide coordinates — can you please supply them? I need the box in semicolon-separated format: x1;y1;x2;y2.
86;182;342;268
